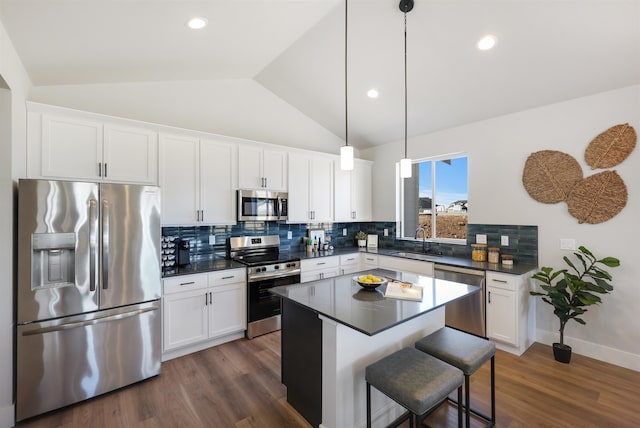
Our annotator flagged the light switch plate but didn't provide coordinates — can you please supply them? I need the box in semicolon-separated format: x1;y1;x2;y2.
384;228;389;236
209;235;215;245
287;231;293;239
476;234;487;244
560;238;576;251
501;235;509;246
343;228;347;236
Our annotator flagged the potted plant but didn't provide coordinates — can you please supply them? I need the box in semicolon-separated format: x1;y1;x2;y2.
355;231;367;248
530;246;619;363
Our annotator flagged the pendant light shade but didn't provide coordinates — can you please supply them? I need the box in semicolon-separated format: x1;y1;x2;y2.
399;0;413;178
341;145;354;170
340;0;354;170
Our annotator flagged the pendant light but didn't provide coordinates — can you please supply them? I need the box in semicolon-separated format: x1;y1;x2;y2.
340;0;354;170
399;0;413;178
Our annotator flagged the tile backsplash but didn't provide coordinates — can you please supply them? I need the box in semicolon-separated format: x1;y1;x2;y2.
162;222;537;265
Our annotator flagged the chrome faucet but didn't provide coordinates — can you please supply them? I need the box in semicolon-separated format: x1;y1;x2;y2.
414;227;428;253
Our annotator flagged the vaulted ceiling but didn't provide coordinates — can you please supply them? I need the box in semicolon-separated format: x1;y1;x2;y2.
2;0;639;148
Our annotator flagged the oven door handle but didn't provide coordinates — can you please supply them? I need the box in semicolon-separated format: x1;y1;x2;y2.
248;269;301;283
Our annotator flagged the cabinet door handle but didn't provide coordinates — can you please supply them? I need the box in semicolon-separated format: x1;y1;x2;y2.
317;262;326;266
104;163;108;177
205;292;208;306
221;276;234;280
98;162;102;177
200;210;204;222
209;292;212;305
180;281;195;286
492;279;508;283
488;291;491;303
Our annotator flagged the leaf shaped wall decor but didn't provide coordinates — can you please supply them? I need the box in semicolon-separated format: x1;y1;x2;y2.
522;150;583;203
585;123;636;169
567;170;627;224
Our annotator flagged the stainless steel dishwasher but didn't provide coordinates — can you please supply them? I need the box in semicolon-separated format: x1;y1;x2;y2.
434;264;486;338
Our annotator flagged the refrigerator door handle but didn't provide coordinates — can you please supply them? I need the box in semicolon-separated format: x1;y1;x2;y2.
20;306;159;336
89;199;98;292
102;199;110;290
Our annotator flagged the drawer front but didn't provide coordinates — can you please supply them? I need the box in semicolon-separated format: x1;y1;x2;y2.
486;272;516;291
209;268;246;286
301;256;340;270
340;254;360;266
361;254;379;266
163;273;208;295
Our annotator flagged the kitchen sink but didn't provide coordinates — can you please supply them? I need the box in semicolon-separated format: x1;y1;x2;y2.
389;251;442;261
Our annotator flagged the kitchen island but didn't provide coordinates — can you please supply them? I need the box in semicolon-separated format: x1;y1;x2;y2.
270;268;480;428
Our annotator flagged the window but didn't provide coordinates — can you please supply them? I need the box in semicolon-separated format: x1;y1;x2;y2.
400;154;468;241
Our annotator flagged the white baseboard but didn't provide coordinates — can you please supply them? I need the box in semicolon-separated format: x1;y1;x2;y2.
0;403;15;428
161;331;245;362
536;329;640;371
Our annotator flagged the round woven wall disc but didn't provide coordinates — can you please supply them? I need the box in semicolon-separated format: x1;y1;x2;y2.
522;150;583;203
567;170;627;224
585;123;636;169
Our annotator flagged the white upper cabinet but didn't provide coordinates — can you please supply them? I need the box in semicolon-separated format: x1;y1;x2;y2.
160;133;237;226
238;143;287;191
288;152;334;223
28;103;158;184
334;159;372;222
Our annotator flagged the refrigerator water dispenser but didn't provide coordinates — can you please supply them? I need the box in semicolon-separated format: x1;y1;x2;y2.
32;232;76;289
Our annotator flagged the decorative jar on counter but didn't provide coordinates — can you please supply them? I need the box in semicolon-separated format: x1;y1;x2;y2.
471;244;487;262
501;254;514;266
488;247;500;264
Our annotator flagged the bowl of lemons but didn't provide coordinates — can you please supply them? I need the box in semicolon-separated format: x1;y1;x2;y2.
354;273;387;290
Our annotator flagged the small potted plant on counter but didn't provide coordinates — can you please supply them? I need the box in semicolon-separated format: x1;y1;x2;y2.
355;231;367;248
530;246;619;363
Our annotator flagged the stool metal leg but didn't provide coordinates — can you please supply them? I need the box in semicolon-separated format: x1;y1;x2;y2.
490;355;495;426
366;381;371;428
458;385;463;428
464;374;471;428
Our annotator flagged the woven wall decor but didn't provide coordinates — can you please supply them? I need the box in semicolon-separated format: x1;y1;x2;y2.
585;123;636;169
566;170;627;224
522;150;583;203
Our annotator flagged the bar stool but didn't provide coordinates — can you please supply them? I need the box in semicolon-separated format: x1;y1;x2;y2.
415;327;496;428
365;347;464;428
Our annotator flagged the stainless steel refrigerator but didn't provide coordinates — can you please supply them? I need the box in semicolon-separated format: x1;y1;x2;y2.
16;179;162;421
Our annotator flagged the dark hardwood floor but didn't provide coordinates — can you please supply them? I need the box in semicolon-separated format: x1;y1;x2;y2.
16;332;640;427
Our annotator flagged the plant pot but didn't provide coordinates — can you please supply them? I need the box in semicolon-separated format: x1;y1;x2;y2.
357;239;367;248
553;342;572;364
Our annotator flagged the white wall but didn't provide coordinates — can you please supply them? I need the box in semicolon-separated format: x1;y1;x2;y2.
364;85;640;371
29;79;348;155
0;16;31;428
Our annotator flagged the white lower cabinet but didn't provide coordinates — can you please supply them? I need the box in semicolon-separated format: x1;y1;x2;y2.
378;255;434;277
486;270;535;355
162;269;246;360
300;256;340;283
339;253;361;275
361;253;379;269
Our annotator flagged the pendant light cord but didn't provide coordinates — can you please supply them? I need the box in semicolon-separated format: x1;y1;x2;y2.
404;11;408;159
344;0;349;147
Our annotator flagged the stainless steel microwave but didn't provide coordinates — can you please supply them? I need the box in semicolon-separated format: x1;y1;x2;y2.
237;190;288;222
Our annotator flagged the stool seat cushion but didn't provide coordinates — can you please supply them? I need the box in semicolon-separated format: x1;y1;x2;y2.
365;347;463;416
415;327;496;375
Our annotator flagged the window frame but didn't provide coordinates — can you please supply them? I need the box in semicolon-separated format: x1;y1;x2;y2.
397;152;468;245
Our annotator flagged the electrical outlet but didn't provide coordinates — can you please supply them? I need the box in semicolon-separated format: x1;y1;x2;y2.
209;235;215;245
287;231;292;239
560;238;576;251
343;228;347;236
501;235;509;246
476;234;487;244
384;228;389;236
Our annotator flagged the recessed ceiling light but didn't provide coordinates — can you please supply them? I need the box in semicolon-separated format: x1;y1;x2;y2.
367;89;379;99
477;34;497;50
187;17;208;30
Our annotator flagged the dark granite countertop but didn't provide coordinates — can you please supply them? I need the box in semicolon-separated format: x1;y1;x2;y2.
162;246;537;278
271;268;480;336
162;257;245;278
291;247;538;276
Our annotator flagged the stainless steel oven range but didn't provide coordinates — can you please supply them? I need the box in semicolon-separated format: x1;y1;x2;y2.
228;235;300;339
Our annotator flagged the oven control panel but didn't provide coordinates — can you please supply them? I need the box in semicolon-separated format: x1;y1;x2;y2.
247;260;301;276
